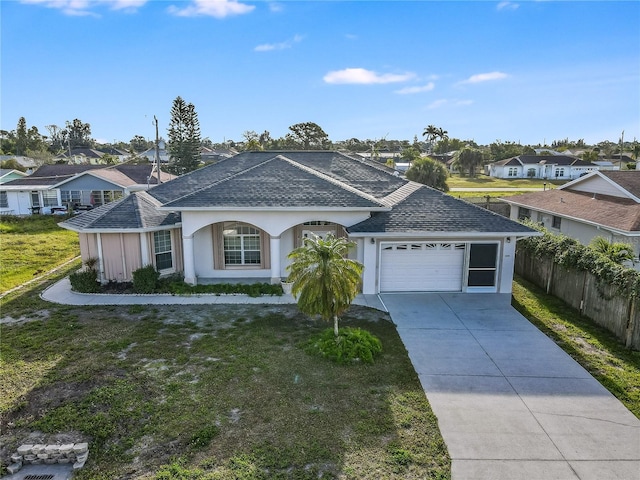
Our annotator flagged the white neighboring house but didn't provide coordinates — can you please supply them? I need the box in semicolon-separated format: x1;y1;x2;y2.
501;170;640;266
488;155;599;180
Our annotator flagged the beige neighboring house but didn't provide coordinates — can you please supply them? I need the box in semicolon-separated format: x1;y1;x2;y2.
501;170;640;264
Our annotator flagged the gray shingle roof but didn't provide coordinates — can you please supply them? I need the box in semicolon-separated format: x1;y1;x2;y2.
161;154;384;209
348;186;536;234
61;192;181;230
493;155;596;167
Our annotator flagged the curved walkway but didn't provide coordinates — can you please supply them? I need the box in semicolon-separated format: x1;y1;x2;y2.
40;277;386;310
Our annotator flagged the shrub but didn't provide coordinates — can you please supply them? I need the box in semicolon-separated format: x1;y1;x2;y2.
307;327;382;364
69;268;100;293
132;265;160;294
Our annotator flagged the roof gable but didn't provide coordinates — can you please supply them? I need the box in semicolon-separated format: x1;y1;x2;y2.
559;170;640;202
348;186;536;234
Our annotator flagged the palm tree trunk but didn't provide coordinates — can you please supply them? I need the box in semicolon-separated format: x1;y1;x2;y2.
333;315;339;337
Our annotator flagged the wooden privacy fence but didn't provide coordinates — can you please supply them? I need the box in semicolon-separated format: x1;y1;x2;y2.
515;249;639;350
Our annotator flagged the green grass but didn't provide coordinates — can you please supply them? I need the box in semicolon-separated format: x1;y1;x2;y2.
0;283;450;479
0;215;80;293
511;276;640;418
446;175;563;189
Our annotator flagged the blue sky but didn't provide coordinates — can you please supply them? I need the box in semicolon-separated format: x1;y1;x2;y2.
1;0;639;146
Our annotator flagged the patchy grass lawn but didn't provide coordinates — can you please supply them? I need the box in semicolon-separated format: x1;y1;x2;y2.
0;215;80;293
0;279;450;479
447;176;563;189
512;276;640;419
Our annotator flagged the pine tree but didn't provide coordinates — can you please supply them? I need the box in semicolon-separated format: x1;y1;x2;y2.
16;117;28;155
167;96;202;175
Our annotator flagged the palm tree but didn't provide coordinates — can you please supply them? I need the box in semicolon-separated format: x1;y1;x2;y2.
453;146;484;177
589;237;636;265
287;235;364;337
422;125;439;153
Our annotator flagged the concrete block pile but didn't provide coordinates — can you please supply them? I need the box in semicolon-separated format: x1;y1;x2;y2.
6;443;88;474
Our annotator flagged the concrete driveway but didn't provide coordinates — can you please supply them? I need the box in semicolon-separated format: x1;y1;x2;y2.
380;293;640;480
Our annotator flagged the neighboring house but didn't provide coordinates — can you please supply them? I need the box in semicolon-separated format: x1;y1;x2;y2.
55;148;109;165
200;146;238;164
139;140;170;164
488;155;599;180
501;170;640;263
60;151;537;292
0;164;175;215
0;155;38;169
0;169;28;184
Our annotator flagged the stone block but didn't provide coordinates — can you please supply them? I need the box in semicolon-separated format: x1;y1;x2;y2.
45;444;60;454
73;459;86;470
17;445;33;456
6;463;22;475
23;454;36;463
59;443;74;454
45;458;57;465
76;451;89;463
31;458;43;465
32;444;46;454
10;453;22;463
73;443;88;453
37;453;49;460
58;458;71;464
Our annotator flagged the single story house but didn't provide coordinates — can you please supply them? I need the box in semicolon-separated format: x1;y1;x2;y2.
0;164;175;215
0;168;28;184
488;155;599;180
501;170;640;263
60;151;537;293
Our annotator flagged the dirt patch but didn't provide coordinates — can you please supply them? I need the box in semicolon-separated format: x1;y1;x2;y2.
0;309;51;325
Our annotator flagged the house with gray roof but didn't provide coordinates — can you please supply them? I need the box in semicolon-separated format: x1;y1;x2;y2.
502;170;640;266
60;151;537;294
488;155;599;180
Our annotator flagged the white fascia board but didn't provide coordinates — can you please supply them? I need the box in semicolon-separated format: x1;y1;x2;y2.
58;223;182;235
0;184;52;191
348;230;541;239
156;206;390;212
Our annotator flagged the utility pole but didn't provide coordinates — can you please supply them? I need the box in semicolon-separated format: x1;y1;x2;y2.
154;115;162;184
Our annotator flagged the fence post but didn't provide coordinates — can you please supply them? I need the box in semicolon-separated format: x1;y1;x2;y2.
626;296;637;349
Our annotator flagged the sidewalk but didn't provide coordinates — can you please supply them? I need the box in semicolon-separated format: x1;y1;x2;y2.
40;277;387;310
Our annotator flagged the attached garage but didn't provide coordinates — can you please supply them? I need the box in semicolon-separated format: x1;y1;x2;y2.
380;242;466;292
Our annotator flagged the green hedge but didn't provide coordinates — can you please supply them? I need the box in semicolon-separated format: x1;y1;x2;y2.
518;222;640;298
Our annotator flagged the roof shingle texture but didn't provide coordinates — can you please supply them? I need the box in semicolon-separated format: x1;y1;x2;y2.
599;171;640;198
502;189;640;233
348;186;536;234
62;192;181;230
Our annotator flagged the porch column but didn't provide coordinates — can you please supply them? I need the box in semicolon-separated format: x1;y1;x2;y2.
183;234;196;285
270;235;281;284
362;237;378;294
139;232;150;266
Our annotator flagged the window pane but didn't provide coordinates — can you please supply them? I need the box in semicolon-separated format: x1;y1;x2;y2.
225;251;242;264
468;270;496;287
154;230;172;253
243;236;260;250
42;191;58;207
469;244;497;268
243;251;261;264
0;191;8;208
156;252;172;270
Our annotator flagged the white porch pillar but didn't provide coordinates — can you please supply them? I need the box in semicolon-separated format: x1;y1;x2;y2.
270;235;281;284
183;234;196;285
499;238;517;294
96;232;106;284
140;232;150;266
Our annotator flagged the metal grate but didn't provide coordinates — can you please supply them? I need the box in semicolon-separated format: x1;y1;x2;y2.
23;476;55;480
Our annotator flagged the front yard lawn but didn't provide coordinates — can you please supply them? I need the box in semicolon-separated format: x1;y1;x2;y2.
0;282;450;479
0;215;80;293
447;176;563;189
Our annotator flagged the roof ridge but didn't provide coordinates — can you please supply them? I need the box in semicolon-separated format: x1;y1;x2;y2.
276;155;385;207
158;155;279;206
379;181;423;207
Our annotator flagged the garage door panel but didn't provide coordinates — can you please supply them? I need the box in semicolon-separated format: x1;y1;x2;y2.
380;243;465;292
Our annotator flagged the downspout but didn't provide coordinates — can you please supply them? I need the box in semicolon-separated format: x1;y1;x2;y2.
96;233;106;284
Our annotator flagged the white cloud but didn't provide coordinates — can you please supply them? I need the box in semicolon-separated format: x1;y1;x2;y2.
268;2;284;13
21;0;146;15
459;71;509;84
255;34;304;52
323;68;415;85
394;82;435;95
168;0;254;18
497;2;519;11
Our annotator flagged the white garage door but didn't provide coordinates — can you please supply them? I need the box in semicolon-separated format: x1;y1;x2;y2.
380;242;466;292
